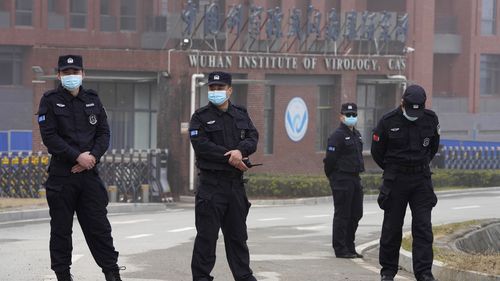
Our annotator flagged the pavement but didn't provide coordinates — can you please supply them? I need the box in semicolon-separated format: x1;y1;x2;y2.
1;187;499;281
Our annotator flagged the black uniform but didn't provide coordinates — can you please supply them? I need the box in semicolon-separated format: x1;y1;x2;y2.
37;85;119;274
189;102;258;281
371;106;440;280
323;123;364;257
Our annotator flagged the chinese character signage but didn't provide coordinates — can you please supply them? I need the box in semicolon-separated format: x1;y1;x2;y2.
180;0;409;54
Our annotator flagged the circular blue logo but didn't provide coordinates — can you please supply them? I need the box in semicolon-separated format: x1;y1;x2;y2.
285;97;308;142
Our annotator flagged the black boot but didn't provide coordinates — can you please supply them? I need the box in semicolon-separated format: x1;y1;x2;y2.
55;270;73;281
104;266;125;281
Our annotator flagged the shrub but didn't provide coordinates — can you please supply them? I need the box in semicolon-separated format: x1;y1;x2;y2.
245;169;500;198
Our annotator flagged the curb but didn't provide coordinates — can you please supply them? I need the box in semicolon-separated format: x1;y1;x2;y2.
0;203;167;223
399;247;500;281
358;231;500;281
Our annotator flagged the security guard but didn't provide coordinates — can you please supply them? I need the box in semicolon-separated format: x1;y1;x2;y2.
37;55;122;281
189;71;258;281
323;103;364;259
371;85;440;281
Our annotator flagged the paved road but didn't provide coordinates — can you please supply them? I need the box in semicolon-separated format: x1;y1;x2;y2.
0;187;499;281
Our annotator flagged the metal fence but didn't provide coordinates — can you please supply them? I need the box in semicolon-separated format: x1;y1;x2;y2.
440;145;500;169
0;149;169;201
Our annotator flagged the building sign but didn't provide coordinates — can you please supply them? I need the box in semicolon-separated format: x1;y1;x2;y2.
188;53;406;72
180;1;409;54
285;97;308;142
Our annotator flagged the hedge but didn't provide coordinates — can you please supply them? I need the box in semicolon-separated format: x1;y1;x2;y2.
245;169;500;198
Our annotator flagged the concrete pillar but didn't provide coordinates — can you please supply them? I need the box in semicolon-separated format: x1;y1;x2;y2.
38;188;46;198
141;184;150;203
108;185;117;202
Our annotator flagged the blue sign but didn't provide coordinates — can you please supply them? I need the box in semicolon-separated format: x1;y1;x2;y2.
285;98;308;142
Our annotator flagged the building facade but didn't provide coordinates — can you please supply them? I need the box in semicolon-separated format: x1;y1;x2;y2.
0;0;499;195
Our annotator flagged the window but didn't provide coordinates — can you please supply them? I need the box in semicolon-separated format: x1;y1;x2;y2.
356;83;395;149
100;0;116;31
15;0;32;26
70;0;87;29
482;0;496;35
48;0;65;29
0;48;22;85
316;86;335;151
100;0;110;15
264;86;275;154
121;0;136;31
480;55;500;96
83;81;158;149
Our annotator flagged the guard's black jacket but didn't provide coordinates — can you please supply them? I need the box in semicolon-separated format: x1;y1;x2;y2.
323;123;365;182
371;107;440;170
189;102;258;172
37;85;110;176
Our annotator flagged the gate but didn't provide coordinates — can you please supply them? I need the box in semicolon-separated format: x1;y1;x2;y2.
0;149;169;202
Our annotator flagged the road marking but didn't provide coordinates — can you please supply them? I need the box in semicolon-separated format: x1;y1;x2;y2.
255;271;281;281
168;227;195;233
355;239;380;254
303;214;330;218
72;254;84;263
258;217;285;221
111;219;152;225
0;217;50;225
363;211;381;215
451;205;480;210
251;254;326;261
296;225;327;231
351;258;411;280
125;234;153;239
43;274;56;281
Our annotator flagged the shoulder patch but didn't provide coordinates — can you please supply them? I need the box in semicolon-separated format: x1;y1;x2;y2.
38;115;46;123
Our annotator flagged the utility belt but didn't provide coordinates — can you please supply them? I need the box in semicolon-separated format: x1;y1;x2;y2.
387;164;429;174
200;169;243;180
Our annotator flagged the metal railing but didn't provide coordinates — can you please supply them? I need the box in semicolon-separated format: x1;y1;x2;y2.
0;149;169;201
440;145;500;169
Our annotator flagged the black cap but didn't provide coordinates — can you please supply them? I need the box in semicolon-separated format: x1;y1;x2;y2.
402;84;426;118
207;71;231;86
58;55;83;71
341;103;357;114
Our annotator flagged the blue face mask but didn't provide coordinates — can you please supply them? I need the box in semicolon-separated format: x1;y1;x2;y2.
208;90;228;106
343;116;358;127
402;108;418;122
61;74;82;91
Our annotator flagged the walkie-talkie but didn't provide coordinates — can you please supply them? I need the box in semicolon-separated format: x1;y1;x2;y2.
242;158;263;168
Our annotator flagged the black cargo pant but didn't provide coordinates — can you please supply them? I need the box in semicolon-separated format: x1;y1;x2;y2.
45;170;119;274
191;170;256;281
378;171;437;279
330;176;363;256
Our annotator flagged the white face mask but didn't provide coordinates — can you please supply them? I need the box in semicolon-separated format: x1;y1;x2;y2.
402;107;418;122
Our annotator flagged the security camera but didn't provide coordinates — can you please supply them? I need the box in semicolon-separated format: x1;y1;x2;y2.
180;38;192;50
404;46;415;53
